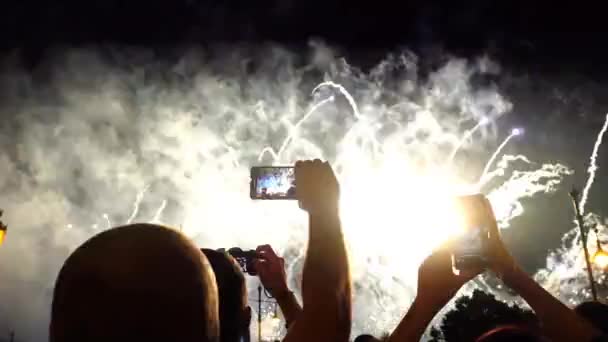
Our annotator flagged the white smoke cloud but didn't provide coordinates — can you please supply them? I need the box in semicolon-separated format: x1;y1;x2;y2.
0;44;593;341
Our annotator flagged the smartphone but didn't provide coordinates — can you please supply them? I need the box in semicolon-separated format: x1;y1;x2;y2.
452;194;492;272
250;166;296;200
226;247;258;276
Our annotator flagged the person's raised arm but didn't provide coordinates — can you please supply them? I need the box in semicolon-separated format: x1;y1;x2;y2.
388;243;481;342
284;159;351;342
483;198;603;342
255;244;302;328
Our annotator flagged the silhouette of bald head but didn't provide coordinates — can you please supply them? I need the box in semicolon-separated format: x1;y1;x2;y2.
50;223;219;342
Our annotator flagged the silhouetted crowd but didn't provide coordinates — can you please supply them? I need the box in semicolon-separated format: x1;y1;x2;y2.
47;160;608;342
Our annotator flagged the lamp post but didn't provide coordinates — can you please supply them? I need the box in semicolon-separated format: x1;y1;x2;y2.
570;189;599;302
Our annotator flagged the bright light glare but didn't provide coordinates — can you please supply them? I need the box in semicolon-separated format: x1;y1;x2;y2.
593;248;608;269
511;127;523;136
338;157;469;275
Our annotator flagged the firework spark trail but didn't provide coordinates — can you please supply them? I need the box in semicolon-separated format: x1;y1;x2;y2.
126;185;150;224
531;112;608;304
313;81;362;118
312;81;382;156
447;117;488;165
580;113;608;214
152;200;168;223
258;96;335;162
257;146;280;163
103;213;111;229
276;96;335;159
223;144;241;168
478;129;521;186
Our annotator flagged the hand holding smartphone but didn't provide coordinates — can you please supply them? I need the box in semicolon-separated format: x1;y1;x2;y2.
451;194;494;273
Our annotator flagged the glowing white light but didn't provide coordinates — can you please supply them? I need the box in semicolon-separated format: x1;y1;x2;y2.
103;213;111;229
478;132;519;186
593;249;608;269
152;200;167;223
580;113;608;214
511;127;523;136
447;118;488;164
126;185;150;224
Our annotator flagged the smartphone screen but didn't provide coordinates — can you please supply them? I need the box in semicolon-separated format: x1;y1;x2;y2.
250;166;296;200
452;194;491;271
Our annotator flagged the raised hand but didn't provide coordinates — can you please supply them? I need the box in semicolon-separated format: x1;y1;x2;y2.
254;244;289;297
294;159;340;216
255;244;303;329
388;241;483;342
479;197;519;280
417;241;483;308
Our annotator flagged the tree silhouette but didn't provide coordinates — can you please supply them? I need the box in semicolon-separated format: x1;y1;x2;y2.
429;289;538;342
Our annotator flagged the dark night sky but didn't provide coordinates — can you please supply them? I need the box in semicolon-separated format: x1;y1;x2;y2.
0;1;607;73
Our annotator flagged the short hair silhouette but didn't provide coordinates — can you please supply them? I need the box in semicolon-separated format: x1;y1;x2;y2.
475;325;545;342
575;301;608;333
202;248;250;342
50;223;219;342
354;334;381;342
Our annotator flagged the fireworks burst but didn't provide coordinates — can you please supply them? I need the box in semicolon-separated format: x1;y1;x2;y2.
0;47;604;341
536;113;608;307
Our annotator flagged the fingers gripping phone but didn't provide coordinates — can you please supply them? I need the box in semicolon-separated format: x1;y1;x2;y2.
452;194;493;272
250;166;296;200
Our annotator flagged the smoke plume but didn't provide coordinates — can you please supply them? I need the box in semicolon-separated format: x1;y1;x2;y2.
0;43;604;341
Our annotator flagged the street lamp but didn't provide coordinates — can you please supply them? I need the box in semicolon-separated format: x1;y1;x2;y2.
591;222;608;269
593;245;608;269
0;210;7;247
569;189;599;301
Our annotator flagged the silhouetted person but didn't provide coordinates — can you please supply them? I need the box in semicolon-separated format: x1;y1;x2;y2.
50;223;219;342
354;334;382;342
388;195;602;342
284;159;351;342
202;249;251;342
255;244;302;329
475;325;546;342
576;301;608;334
